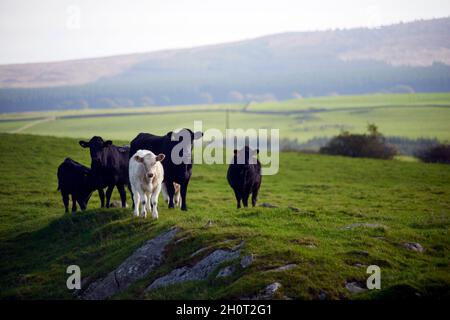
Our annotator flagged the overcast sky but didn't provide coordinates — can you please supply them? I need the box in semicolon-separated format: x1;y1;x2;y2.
1;0;449;64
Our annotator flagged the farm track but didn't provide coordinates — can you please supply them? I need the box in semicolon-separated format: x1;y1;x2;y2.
9;116;56;133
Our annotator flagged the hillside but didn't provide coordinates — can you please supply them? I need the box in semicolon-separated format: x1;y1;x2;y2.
1;18;450;112
0;133;449;299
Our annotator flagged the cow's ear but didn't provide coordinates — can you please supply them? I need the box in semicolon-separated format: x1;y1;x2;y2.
134;155;143;162
193;131;203;140
234;149;238;155
103;140;113;147
156;153;165;162
166;131;173;138
79;140;89;148
256;149;260;155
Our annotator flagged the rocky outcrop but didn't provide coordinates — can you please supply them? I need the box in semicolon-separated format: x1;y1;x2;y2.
147;247;241;291
82;227;178;300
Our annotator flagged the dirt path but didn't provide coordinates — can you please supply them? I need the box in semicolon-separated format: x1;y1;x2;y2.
10;116;56;133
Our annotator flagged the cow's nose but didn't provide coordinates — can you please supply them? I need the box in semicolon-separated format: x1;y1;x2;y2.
147;173;154;178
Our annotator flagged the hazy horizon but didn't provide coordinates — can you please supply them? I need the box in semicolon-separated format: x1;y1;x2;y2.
1;0;450;65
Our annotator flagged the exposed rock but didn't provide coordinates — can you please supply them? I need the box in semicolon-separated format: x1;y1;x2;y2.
109;200;127;208
260;203;278;208
353;263;367;268
249;282;282;300
266;264;297;272
82;227;178;300
318;292;327;300
345;282;367;294
147;248;240;291
342;223;385;230
216;265;236;278
403;242;424;253
240;254;255;268
204;220;214;228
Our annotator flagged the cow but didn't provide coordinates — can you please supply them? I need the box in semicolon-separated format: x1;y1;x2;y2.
129;149;165;219
162;182;181;208
129;129;203;211
57;158;95;213
79;136;130;208
227;146;262;209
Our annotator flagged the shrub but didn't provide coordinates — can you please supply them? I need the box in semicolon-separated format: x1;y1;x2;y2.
320;124;397;159
415;144;450;164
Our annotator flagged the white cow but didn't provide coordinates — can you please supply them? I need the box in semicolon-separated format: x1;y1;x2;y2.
129;149;165;219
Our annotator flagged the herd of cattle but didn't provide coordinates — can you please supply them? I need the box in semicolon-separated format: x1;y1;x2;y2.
57;128;262;218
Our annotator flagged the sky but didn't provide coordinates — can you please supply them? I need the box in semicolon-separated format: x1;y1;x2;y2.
1;0;450;64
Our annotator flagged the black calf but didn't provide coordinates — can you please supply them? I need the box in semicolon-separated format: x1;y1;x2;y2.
227;146;262;208
57;158;95;213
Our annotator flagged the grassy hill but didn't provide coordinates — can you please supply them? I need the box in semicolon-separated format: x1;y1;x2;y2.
0;133;449;299
1;18;450;112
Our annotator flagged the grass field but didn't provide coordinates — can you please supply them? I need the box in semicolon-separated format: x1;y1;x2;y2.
0;133;449;299
1;93;449;142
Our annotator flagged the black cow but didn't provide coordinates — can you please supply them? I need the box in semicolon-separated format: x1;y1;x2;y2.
227;146;262;209
79;136;130;208
57;158;95;213
129;129;203;211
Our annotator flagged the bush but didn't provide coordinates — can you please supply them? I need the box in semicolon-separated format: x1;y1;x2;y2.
416;144;450;164
320;124;397;159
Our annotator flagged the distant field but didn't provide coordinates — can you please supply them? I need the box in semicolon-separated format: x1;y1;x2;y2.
0;93;449;142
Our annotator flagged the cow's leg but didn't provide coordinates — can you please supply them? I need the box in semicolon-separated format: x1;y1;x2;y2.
251;188;259;207
242;191;249;208
98;188;105;208
62;192;69;213
71;194;77;213
233;190;242;209
141;193;148;218
128;184;135;209
133;191;140;217
117;184;127;208
165;181;175;209
78;199;87;211
180;182;189;211
151;184;162;219
105;185;115;208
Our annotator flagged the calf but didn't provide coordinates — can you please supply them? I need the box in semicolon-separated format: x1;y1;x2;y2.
129;150;165;219
79;136;130;208
57;158;95;213
129;129;203;211
227;146;262;208
162;182;181;208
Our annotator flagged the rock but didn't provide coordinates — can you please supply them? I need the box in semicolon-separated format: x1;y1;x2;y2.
147;248;240;291
240;254;255;268
204;220;213;228
342;223;385;230
260;203;278;208
82;227;178;300
345;282;367;294
216;265;236;278
109;200;127;208
249;282;282;300
403;242;424;253
353;263;366;268
266;264;297;272
318;292;327;300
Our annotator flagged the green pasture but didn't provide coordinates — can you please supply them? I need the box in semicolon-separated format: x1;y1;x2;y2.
0;133;448;299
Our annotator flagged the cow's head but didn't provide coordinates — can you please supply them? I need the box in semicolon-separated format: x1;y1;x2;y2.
134;151;165;181
233;146;259;165
166;128;203;164
79;136;113;163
